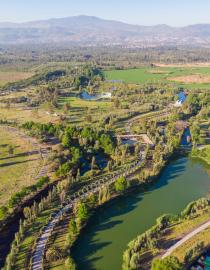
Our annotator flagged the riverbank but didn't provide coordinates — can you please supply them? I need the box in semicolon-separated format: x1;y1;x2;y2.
41;145;180;269
46;122;193;269
191;145;210;165
122;197;210;270
72;156;210;270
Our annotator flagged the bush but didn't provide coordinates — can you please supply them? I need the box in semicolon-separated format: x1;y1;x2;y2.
0;206;8;220
36;176;50;189
152;256;182;270
8;176;50;208
181;198;209;218
115;176;128;193
156;214;177;229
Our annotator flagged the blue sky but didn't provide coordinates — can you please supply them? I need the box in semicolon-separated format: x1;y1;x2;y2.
1;0;210;26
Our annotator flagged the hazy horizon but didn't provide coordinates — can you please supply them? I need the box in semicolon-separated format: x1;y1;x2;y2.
1;0;210;26
1;14;210;28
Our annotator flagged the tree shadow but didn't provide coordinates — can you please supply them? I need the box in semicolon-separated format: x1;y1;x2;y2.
0;150;39;161
0;144;9;148
0;158;38;168
149;159;187;191
72;193;143;269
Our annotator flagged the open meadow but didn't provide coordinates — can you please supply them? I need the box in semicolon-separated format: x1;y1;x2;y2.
0;126;42;208
0;71;34;87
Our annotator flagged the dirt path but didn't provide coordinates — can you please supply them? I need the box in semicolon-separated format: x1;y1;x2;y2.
162;219;210;259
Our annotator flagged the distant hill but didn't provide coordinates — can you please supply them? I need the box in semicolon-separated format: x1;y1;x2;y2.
0;15;210;47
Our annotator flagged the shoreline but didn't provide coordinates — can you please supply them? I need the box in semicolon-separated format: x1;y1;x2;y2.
69;152;185;267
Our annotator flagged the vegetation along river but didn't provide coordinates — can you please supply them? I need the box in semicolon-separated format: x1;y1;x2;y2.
72;156;210;270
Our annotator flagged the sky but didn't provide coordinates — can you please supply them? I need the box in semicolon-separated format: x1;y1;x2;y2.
1;0;210;26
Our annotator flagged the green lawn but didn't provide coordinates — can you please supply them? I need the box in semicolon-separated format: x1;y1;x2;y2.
104;66;210;89
58;96;111;110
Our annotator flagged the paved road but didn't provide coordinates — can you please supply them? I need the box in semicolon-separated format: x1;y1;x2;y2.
162;219;210;259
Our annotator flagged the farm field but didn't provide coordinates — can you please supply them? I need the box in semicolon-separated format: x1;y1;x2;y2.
0;126;41;208
0;71;34;86
104;66;210;88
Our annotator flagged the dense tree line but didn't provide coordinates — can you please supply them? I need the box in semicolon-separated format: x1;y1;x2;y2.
2;45;210;71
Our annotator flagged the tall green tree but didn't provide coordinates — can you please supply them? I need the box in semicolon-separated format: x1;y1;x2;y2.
115;176;128;193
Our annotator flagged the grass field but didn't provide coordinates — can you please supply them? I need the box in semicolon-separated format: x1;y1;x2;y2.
0;126;41;208
0;71;34;86
164;209;210;242
58;95;112;124
161;207;210;264
0;91;112;125
0;104;59;124
104;66;210;89
192;145;210;165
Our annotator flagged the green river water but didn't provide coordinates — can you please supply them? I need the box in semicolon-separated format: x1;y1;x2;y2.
72;156;210;270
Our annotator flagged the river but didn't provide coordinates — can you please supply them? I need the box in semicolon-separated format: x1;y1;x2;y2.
72;156;210;270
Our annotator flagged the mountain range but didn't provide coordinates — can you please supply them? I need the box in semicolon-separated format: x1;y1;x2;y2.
0;15;210;47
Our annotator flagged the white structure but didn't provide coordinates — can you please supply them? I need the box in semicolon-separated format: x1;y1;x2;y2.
174;100;183;107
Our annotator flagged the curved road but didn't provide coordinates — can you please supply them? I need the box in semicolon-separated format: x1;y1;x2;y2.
32;154;145;270
162;219;210;259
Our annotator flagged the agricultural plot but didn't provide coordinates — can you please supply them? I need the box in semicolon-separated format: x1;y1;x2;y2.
104;66;210;89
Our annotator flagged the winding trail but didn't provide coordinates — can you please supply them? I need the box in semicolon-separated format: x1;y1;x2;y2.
32;154;145;270
162;219;210;259
31;108;173;270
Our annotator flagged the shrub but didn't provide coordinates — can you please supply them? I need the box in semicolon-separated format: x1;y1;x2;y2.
115;176;128;193
152;256;182;270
